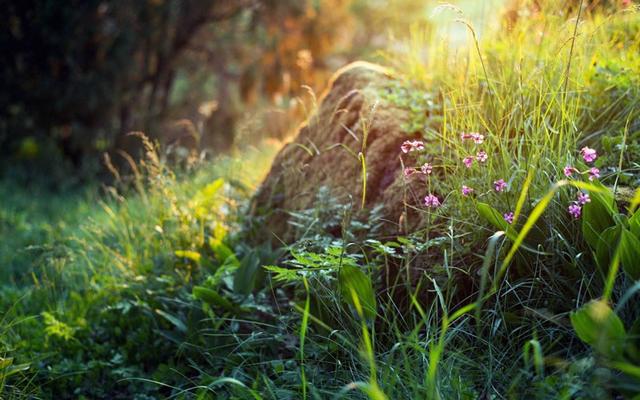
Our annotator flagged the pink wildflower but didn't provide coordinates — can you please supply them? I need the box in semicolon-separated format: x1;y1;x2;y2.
494;179;507;192
403;167;416;177
471;133;485;144
577;192;590;205
461;185;474;196
421;163;433;175
588;167;600;181
401;140;425;154
580;147;597;163
463;156;474;168
568;203;582;219
424;194;441;208
503;212;514;224
476;151;488;163
563;165;577;177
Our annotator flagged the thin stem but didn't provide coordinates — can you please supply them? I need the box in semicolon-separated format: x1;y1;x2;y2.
563;0;584;96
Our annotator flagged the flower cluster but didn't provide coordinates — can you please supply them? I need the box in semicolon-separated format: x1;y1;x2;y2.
399;140;441;208
424;193;441;208
568;203;582;219
580;146;597;163
459;132;515;223
565;165;600;181
401;140;426;154
461;132;485;144
403;162;433;177
461;185;474;196
568;191;591;219
460;133;488;169
564;147;600;219
493;179;507;192
503;212;514;224
564;147;601;183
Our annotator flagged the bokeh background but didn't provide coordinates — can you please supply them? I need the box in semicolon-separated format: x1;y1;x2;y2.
1;0;513;184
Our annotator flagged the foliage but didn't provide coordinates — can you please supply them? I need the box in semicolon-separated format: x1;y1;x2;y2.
2;2;640;400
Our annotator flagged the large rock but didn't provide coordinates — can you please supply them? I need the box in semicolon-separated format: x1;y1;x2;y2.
249;61;428;245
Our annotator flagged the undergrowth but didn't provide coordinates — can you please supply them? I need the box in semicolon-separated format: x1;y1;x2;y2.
2;2;640;399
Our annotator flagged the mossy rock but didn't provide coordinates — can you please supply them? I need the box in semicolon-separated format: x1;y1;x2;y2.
249;61;429;245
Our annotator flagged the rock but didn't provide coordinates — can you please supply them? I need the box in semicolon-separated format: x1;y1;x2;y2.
249;61;429;245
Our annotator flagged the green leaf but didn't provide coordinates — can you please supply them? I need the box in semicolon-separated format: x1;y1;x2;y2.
0;357;29;380
629;187;640;214
477;202;509;232
629;209;640;238
339;265;376;320
619;229;640;280
263;265;300;282
582;184;617;248
190;178;224;219
570;299;627;359
233;251;261;296
209;239;235;264
193;286;234;311
174;250;201;263
155;309;187;333
595;225;621;272
609;361;640;380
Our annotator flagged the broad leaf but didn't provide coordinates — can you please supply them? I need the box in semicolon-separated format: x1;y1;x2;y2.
570;299;626;359
477;202;517;241
155;309;187;333
595;225;621;272
339;265;376;320
233;251;261;296
582;184;617;248
209;238;235;264
620;229;640;281
629;209;640;239
193;286;234;311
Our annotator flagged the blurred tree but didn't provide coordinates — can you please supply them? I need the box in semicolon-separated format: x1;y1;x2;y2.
0;0;434;178
0;0;255;174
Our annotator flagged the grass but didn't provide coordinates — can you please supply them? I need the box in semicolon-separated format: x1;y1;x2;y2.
2;2;640;399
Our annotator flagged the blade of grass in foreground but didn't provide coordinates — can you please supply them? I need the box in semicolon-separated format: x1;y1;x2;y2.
300;277;311;399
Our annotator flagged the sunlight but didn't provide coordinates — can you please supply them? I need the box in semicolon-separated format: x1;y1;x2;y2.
2;1;640;398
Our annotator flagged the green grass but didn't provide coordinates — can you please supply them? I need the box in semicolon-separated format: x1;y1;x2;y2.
2;2;640;399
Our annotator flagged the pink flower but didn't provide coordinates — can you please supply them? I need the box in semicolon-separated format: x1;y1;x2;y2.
401;140;425;154
568;203;582;219
476;151;488;163
403;167;416;177
588;167;600;181
461;185;474;196
494;179;507;192
471;133;485;144
563;165;577;177
421;163;433;175
463;156;474;168
580;147;597;163
424;194;441;208
577;192;590;205
503;212;514;224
